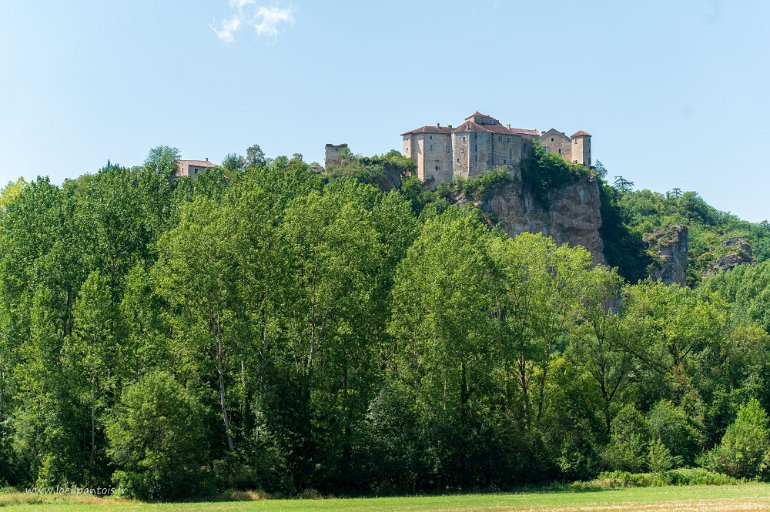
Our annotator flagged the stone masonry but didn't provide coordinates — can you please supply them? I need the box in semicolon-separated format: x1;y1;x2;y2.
402;112;592;186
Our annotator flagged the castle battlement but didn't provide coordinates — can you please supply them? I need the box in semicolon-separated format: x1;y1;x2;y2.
401;112;591;185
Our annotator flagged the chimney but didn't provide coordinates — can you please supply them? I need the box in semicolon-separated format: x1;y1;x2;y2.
448;124;452;129
437;123;441;127
205;157;209;161
507;124;511;129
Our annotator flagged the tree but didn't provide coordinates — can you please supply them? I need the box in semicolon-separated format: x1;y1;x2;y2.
0;177;27;211
568;265;631;433
702;399;770;479
647;437;675;472
154;197;242;453
490;232;590;428
647;400;700;466
66;271;121;477
143;145;180;179
106;371;209;499
613;176;635;193
388;207;498;486
222;153;245;173
603;404;648;472
245;144;266;168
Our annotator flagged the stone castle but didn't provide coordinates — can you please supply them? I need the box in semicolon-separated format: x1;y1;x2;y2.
399;112;592;185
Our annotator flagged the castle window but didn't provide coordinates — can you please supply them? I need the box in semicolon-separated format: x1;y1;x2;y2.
503;159;507;164
462;136;466;142
558;149;561;154
429;135;433;139
429;145;433;151
507;137;511;142
498;136;501;141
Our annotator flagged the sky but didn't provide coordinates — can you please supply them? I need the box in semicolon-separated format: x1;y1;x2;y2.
1;0;768;222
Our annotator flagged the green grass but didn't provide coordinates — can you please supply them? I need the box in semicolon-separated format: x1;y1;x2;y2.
3;484;770;512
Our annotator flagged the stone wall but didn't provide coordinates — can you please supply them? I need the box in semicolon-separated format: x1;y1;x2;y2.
540;130;572;162
572;137;591;165
452;132;471;178
406;133;452;183
325;144;348;168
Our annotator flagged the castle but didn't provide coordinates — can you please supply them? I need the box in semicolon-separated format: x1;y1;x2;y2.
400;112;592;185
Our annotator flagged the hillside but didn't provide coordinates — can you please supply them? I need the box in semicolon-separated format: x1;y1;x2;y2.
0;147;769;499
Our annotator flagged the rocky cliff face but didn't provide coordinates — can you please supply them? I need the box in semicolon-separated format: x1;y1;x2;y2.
478;168;605;263
644;225;689;286
702;237;753;277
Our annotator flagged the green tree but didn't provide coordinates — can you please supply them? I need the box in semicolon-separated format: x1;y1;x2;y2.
65;271;121;476
222;153;245;173
143;145;180;179
604;404;648;472
106;371;209;499
245;144;266;168
702;399;770;479
647;437;675;472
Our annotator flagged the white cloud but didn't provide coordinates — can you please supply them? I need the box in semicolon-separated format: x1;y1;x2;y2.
229;0;255;9
251;6;295;37
211;15;241;43
212;3;295;43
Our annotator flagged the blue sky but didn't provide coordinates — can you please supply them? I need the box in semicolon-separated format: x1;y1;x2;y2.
1;0;768;221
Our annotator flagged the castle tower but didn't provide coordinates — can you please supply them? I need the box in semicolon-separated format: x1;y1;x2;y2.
401;125;453;184
325;144;349;168
570;131;592;166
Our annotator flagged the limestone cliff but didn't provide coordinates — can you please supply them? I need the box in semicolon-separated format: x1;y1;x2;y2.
474;168;605;263
702;237;754;277
644;225;689;286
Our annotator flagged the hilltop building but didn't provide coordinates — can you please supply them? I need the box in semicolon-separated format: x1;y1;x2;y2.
176;158;216;179
401;112;591;185
325;143;349;168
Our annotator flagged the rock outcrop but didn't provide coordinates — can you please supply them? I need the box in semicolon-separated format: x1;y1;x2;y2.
478;168;605;263
702;237;753;277
644;225;689;285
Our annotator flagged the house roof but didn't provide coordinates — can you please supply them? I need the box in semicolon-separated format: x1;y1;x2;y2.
178;159;217;168
401;125;454;136
571;130;592;138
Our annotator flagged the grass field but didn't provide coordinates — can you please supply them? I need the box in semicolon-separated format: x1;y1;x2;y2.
3;484;770;512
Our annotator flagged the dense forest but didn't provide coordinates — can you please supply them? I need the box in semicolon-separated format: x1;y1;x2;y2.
1;145;770;499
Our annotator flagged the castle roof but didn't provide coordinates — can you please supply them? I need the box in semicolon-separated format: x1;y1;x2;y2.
571;130;592;138
401;125;454;136
541;128;569;139
452;120;538;137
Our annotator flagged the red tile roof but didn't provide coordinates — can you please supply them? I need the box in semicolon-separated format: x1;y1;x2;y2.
401;126;454;136
571;130;592;138
452;120;538;137
178;159;217;168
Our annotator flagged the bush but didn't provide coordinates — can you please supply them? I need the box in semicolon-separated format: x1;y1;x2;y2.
106;371;211;500
647;400;701;466
701;399;770;479
572;468;737;490
603;405;648;472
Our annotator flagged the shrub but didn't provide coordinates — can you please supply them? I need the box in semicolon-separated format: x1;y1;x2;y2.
106;371;211;500
701;399;770;479
647;438;676;473
647;400;701;466
572;468;737;490
603;405;648;472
